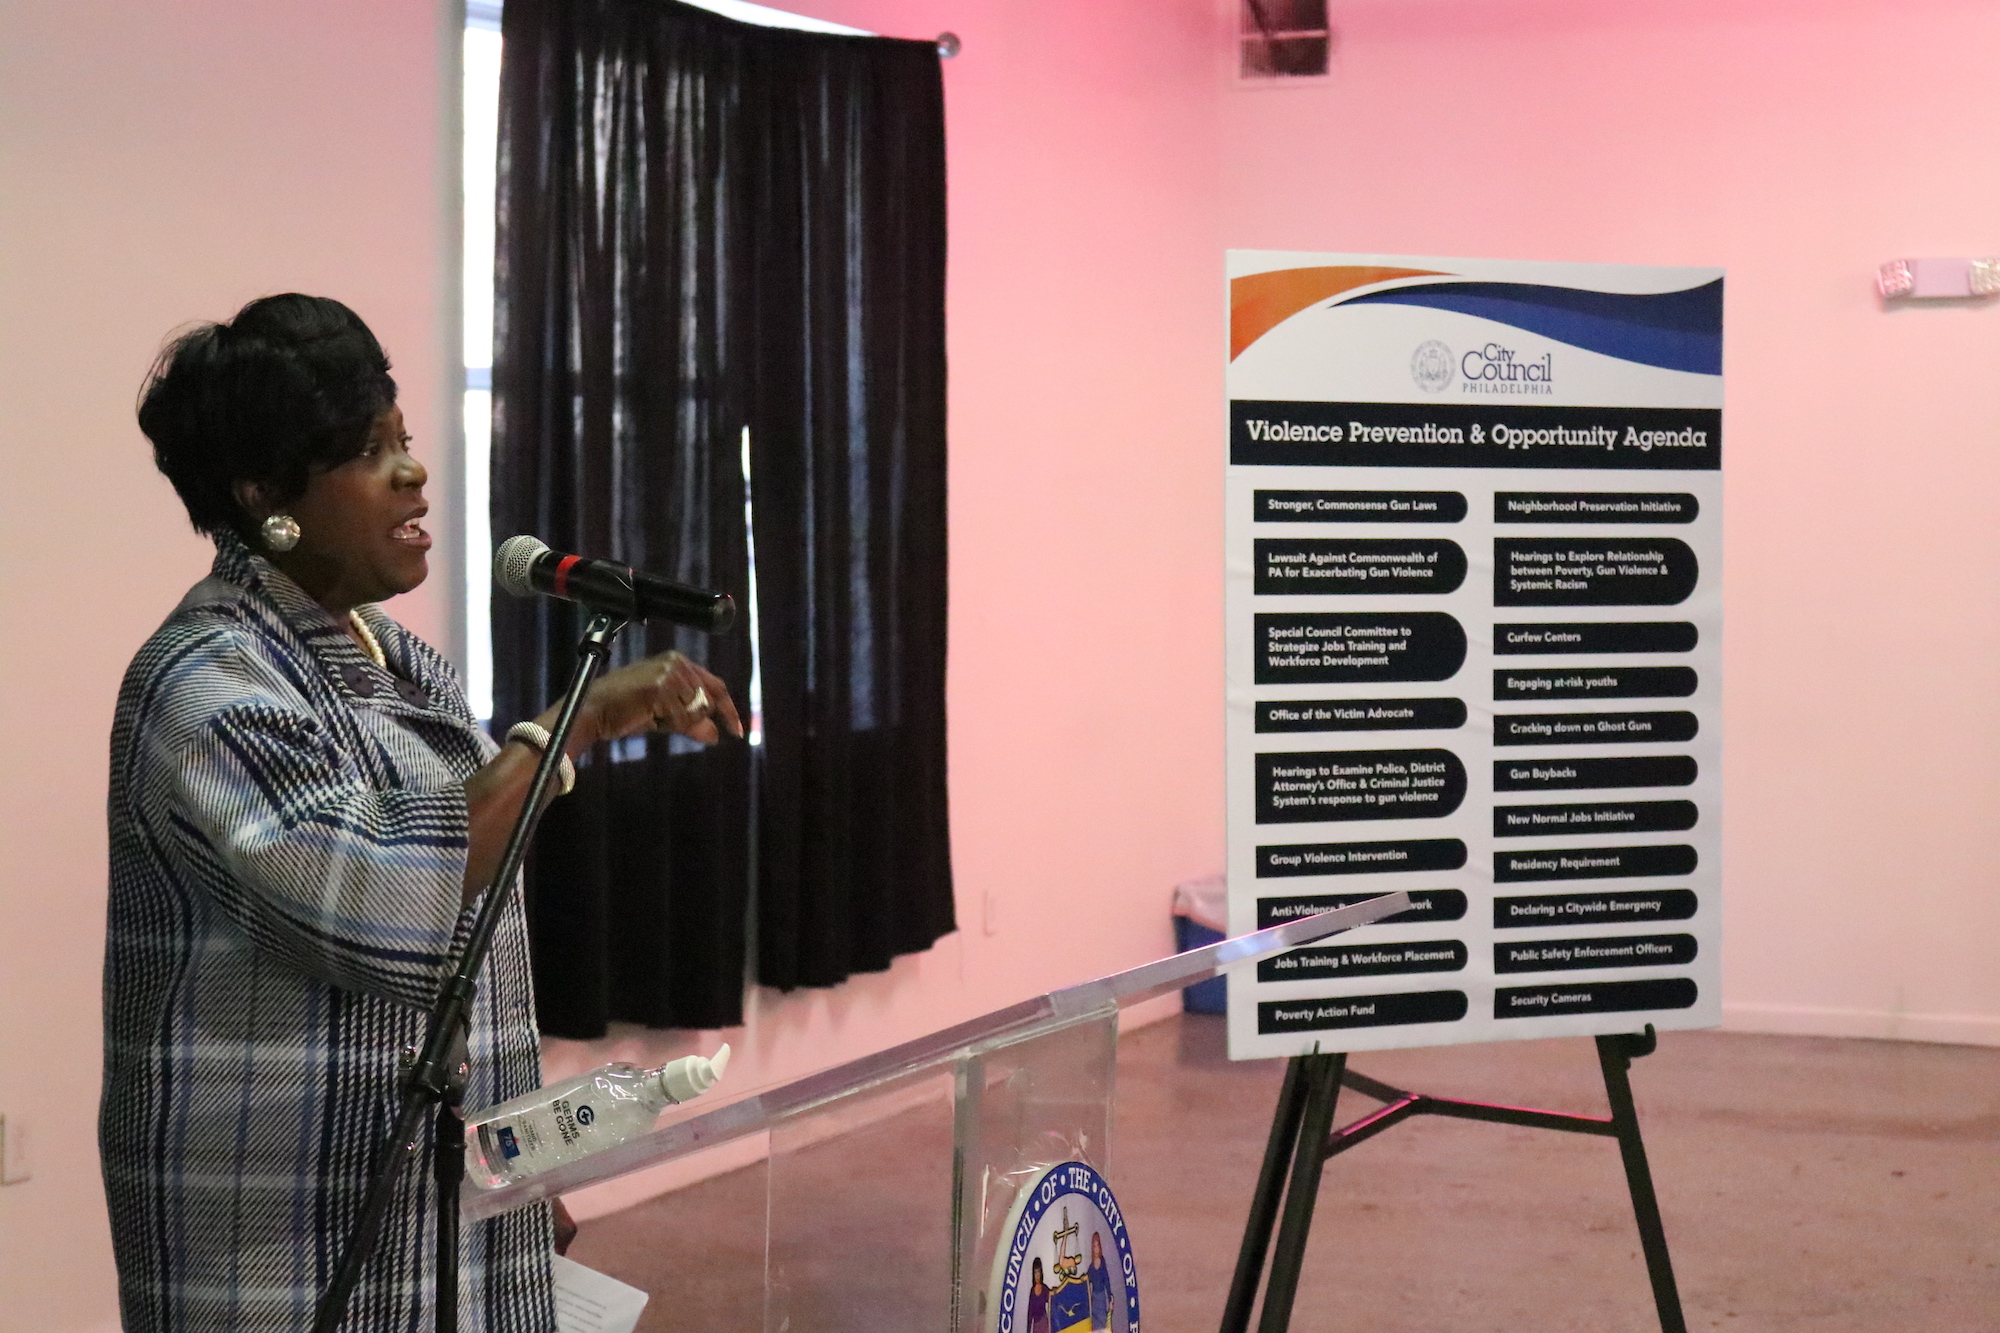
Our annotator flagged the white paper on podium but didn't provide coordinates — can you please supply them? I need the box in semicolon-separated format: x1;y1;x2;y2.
552;1254;649;1333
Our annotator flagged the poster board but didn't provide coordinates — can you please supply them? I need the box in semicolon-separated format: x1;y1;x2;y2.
1225;253;1723;1059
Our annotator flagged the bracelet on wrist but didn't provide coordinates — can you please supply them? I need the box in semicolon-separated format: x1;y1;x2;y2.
504;721;578;796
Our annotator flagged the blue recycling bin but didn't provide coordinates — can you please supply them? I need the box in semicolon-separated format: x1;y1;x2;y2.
1174;914;1228;1014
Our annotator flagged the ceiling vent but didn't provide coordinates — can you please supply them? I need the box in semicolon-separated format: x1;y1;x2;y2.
1240;0;1331;80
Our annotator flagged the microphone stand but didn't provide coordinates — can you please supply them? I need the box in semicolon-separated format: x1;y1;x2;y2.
312;613;626;1333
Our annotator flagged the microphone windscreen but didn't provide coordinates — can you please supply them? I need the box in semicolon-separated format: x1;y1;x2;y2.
494;535;550;598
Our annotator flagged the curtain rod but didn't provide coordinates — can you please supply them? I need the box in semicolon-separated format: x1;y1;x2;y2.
467;1;959;55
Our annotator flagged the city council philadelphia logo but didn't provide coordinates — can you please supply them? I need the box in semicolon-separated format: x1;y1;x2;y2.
989;1161;1139;1333
1410;339;1454;393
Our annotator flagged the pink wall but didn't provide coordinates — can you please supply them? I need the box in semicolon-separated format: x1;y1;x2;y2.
0;3;460;1327
1218;0;2000;1045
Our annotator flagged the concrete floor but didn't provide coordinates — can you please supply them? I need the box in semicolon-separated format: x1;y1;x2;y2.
566;1015;2000;1332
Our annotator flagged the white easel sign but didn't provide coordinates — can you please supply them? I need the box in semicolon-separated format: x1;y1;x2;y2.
1225;253;1723;1059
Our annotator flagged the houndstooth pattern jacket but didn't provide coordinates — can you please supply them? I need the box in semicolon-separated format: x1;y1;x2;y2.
102;532;555;1333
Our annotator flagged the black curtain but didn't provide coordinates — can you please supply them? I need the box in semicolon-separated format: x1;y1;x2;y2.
493;0;953;1034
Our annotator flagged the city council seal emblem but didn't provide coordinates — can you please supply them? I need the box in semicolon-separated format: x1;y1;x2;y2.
1410;339;1455;393
989;1161;1139;1333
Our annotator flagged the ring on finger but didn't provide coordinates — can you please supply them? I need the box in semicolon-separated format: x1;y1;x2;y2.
684;685;711;716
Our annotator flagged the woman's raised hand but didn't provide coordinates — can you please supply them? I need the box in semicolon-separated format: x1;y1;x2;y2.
464;651;740;899
579;651;744;748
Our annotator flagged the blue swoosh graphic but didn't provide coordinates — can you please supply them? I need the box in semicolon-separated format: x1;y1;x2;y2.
1342;280;1722;375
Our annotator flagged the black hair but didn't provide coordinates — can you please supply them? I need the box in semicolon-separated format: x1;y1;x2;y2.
138;293;398;536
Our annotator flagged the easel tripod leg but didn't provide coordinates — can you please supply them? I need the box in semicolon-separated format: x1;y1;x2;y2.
1596;1032;1687;1333
1256;1052;1345;1333
1221;1058;1311;1333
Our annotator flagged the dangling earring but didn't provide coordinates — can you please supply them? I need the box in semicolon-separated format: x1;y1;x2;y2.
261;514;302;553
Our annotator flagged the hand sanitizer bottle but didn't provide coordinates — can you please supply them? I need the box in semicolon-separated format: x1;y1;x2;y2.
465;1044;731;1189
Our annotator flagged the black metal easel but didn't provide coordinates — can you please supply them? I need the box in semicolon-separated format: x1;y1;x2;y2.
1220;1026;1685;1333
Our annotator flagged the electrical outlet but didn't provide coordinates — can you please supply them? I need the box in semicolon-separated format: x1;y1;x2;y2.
0;1115;29;1185
982;889;1000;937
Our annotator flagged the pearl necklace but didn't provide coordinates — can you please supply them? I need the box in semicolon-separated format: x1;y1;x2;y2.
349;610;387;669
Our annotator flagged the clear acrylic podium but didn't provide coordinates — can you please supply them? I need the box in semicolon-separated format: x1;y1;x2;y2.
463;893;1406;1332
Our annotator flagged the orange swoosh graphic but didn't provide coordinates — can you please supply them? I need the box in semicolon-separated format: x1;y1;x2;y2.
1231;266;1448;360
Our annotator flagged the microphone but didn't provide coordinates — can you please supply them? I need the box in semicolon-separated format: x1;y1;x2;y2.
493;536;736;633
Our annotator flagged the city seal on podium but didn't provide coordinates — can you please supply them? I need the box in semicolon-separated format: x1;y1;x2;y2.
988;1160;1139;1333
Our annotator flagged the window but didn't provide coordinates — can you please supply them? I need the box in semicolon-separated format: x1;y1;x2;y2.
460;0;861;724
462;0;502;719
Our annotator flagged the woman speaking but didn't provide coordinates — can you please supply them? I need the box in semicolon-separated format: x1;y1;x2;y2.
102;294;739;1332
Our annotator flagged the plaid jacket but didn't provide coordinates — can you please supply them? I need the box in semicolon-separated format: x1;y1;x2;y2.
102;533;554;1333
